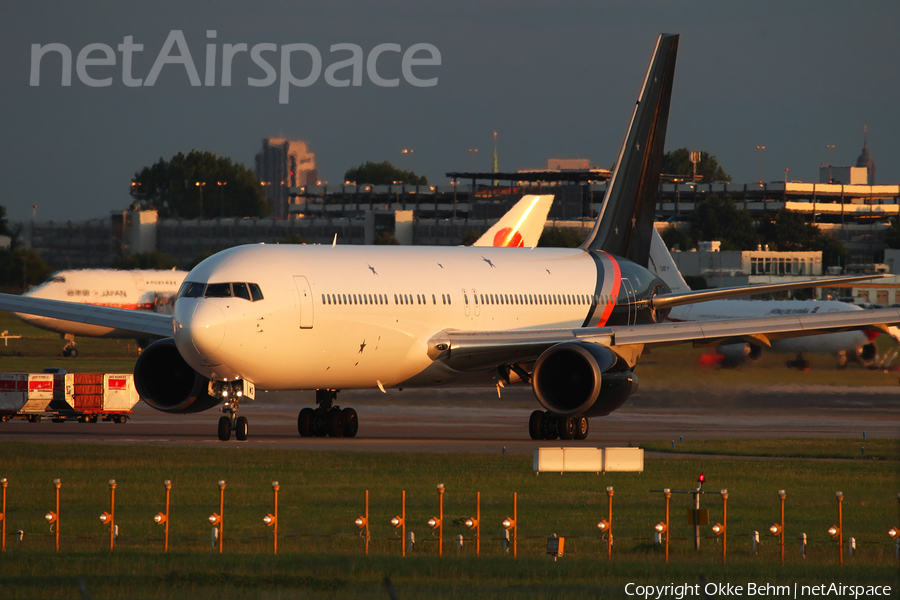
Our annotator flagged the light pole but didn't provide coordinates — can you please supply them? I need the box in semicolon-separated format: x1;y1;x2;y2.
208;480;225;554
756;145;766;183
0;478;7;553
263;481;279;554
390;491;406;557
99;479;117;551
154;480;172;552
195;181;206;218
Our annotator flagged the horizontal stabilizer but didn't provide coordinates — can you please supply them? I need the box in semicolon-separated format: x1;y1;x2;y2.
650;275;890;311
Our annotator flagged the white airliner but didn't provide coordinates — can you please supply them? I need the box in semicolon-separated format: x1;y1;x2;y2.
647;228;898;368
13;197;549;357
16;269;187;356
2;34;897;444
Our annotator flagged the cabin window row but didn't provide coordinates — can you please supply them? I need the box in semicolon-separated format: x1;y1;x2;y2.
321;292;617;307
321;293;453;306
466;293;617;307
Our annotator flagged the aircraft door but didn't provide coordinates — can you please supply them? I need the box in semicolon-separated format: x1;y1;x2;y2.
293;276;314;329
621;278;636;325
462;289;470;316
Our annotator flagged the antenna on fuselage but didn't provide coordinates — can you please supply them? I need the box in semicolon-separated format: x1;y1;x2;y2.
332;234;338;247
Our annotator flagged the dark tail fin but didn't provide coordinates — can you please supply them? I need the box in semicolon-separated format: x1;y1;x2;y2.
580;34;679;267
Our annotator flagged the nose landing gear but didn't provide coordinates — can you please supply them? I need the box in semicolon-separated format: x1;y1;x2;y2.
298;389;359;438
212;380;254;441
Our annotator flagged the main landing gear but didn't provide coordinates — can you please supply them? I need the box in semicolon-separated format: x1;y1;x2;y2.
529;410;589;441
785;353;811;370
297;389;359;438
62;334;78;358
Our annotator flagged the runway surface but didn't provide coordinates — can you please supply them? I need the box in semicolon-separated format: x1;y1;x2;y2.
1;385;897;454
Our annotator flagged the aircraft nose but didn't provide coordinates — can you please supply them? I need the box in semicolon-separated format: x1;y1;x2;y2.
184;301;226;359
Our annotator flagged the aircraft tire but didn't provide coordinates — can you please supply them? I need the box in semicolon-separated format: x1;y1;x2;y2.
541;414;559;441
528;410;544;440
312;409;328;437
297;408;314;437
326;408;345;437
342;408;359;437
217;416;231;441
558;416;576;440
235;416;249;441
70;348;79;358
574;415;589;440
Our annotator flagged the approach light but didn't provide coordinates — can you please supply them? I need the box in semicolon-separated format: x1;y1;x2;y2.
654;522;667;534
501;517;515;530
99;512;111;524
263;514;275;527
427;517;441;529
355;516;367;528
596;519;610;532
464;517;478;530
154;513;167;525
45;511;57;524
712;523;724;536
209;513;221;526
828;525;840;538
769;523;783;536
390;516;404;528
888;527;899;540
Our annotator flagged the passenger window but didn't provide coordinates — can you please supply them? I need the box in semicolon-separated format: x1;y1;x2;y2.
234;283;252;301
432;294;436;305
205;283;232;298
249;284;264;301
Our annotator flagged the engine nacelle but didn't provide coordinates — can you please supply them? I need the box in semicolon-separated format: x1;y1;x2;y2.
855;342;877;366
716;343;762;367
531;342;638;417
134;338;221;414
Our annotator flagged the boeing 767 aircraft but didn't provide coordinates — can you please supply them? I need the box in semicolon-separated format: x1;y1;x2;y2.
2;34;897;442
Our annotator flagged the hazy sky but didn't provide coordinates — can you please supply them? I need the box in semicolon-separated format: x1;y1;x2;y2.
2;1;897;223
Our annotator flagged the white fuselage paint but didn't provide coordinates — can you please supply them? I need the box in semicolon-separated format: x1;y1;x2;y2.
174;244;628;391
668;300;873;354
18;269;187;338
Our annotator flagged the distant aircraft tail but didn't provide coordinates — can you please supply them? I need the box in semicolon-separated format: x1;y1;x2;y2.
580;34;679;267
472;195;553;249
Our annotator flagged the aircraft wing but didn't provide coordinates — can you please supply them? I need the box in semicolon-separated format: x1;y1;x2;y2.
0;293;174;338
431;307;900;371
651;274;889;310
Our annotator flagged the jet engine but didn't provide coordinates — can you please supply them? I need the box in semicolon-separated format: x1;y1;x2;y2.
716;342;762;367
531;342;638;417
855;342;877;366
133;338;221;413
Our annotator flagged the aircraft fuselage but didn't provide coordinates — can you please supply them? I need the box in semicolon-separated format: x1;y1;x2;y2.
173;244;669;390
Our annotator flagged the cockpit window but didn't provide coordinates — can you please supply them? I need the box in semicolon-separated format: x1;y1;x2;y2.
180;282;206;298
233;282;251;301
205;283;232;298
49;276;66;284
249;283;264;301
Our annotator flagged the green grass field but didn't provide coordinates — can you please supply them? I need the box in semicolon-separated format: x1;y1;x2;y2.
0;441;897;599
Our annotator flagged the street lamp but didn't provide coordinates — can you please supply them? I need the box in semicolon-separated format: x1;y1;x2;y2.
756;145;766;183
356;490;369;555
45;479;61;552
